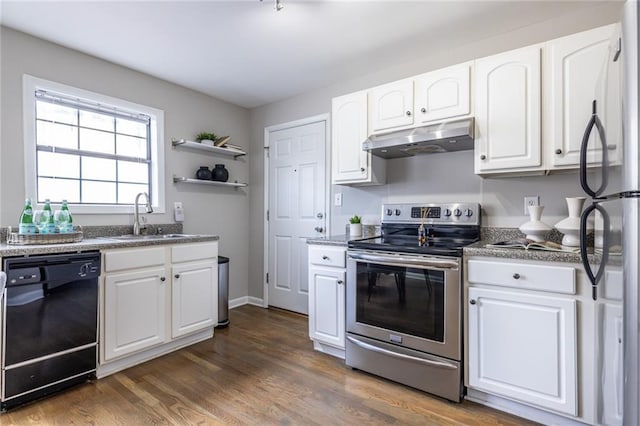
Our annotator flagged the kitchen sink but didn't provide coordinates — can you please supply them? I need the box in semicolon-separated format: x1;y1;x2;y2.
110;233;191;240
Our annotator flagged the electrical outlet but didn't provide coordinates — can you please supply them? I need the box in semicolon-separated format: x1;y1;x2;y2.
334;193;343;207
524;196;540;215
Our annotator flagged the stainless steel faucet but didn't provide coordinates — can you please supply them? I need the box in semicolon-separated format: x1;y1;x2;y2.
133;192;153;235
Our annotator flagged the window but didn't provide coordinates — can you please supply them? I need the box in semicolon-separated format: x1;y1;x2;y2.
23;75;165;213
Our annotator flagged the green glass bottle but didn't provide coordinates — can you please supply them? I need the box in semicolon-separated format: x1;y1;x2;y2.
42;199;55;234
18;198;36;235
59;200;73;233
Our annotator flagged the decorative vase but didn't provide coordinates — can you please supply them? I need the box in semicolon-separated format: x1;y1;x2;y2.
555;197;588;247
200;139;215;146
349;223;362;237
211;164;229;182
519;205;552;242
195;166;212;180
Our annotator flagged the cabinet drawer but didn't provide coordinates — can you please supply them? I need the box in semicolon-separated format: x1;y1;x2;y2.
103;247;166;273
172;242;218;264
468;259;575;294
309;245;346;268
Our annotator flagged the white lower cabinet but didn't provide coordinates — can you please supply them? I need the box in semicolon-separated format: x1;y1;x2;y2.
307;244;346;358
101;242;218;365
103;267;168;361
171;260;217;338
465;257;601;425
467;286;577;416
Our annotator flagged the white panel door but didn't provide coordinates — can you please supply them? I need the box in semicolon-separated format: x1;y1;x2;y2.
103;267;168;361
308;266;345;349
331;91;369;183
268;119;326;314
369;79;414;133
414;62;471;124
171;260;217;338
546;24;617;168
468;287;577;416
475;46;542;173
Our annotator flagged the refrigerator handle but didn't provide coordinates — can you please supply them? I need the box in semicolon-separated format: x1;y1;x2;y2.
579;202;610;301
579;100;609;198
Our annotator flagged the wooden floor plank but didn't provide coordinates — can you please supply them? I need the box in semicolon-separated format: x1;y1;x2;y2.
2;305;539;425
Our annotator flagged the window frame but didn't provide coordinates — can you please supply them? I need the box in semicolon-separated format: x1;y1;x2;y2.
23;75;165;214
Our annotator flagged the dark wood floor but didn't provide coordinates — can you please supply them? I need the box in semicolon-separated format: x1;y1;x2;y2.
2;305;537;425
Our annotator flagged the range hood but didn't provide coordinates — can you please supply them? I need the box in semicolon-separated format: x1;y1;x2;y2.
362;118;475;159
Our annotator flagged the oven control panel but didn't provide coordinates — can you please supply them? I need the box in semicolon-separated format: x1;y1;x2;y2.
381;203;480;225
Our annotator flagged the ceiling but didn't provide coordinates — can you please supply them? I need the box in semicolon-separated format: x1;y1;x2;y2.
0;0;613;109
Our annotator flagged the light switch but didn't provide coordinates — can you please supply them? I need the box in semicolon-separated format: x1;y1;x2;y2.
334;193;343;206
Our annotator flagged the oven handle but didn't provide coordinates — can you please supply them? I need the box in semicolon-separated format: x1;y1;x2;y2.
347;336;457;370
348;252;459;270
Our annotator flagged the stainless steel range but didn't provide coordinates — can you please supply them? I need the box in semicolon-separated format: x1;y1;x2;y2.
346;202;480;402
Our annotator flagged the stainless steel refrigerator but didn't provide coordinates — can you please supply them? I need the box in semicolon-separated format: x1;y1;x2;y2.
579;1;639;424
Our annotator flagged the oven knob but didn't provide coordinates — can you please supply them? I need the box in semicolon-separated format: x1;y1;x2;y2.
386;209;393;216
454;208;462;217
465;209;473;217
395;209;401;216
444;208;452;217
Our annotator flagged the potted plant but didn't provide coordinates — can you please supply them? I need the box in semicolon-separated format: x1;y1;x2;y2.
349;215;362;237
195;132;218;146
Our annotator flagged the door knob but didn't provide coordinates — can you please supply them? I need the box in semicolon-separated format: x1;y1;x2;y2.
314;226;324;233
317;213;324;219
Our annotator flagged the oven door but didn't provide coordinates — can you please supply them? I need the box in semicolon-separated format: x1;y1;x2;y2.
346;249;461;360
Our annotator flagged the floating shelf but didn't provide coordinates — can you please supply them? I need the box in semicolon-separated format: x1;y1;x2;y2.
173;176;248;188
171;139;246;159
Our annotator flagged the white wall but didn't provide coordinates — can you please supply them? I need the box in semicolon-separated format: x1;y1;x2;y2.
248;2;623;299
0;27;251;301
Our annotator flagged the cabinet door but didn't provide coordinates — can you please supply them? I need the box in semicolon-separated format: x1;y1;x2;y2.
103;267;168;361
171;260;217;338
331;92;385;185
369;79;414;133
468;287;577;415
414;63;471;124
475;46;542;173
308;266;345;349
598;302;623;425
546;24;618;168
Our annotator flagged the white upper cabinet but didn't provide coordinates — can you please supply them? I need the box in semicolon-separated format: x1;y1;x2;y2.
414;62;471;124
332;91;385;185
545;24;619;169
475;45;542;174
368;79;414;133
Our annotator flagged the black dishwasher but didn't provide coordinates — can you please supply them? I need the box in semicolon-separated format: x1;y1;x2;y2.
2;251;100;410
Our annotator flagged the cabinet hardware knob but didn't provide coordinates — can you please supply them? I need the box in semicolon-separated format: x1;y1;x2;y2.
470;299;477;305
160;277;166;282
555;149;562;155
421;107;426;113
322;255;329;260
360;167;365;172
480;154;486;160
337;280;344;285
316;212;324;219
175;274;180;279
315;226;324;233
406;110;412;116
513;273;520;279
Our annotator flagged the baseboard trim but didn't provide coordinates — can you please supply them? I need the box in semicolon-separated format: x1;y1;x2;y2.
229;296;265;309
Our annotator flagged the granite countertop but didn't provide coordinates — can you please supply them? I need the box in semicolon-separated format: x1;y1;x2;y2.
0;224;219;257
463;240;585;263
307;234;378;247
